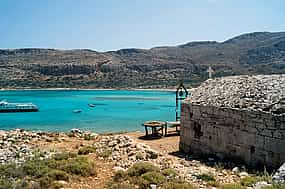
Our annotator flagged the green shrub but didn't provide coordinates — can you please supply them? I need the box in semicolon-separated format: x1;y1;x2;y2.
0;178;13;189
53;152;77;161
263;184;285;189
162;182;197;189
240;176;259;186
47;170;69;181
50;182;65;189
162;168;178;178
107;182;137;189
39;175;54;188
22;160;51;178
14;180;33;189
196;173;216;182
141;171;165;185
127;162;160;177
61;156;96;176
0;163;23;178
78;146;96;155
113;170;127;182
219;183;246;189
207;180;220;187
0;151;97;188
83;134;96;141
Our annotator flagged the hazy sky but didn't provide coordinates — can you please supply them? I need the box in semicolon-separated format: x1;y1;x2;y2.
0;0;284;51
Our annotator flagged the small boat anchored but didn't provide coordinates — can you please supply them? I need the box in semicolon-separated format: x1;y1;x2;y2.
88;103;96;107
73;109;82;113
0;100;38;113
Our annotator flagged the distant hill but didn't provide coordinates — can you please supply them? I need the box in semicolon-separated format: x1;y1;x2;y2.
1;31;285;89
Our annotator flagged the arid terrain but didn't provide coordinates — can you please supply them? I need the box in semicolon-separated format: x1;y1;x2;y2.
0;128;279;189
1;32;285;89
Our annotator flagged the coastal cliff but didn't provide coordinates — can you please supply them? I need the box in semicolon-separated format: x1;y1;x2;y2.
1;32;285;88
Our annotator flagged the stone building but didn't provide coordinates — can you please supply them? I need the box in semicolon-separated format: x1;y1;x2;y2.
180;75;285;168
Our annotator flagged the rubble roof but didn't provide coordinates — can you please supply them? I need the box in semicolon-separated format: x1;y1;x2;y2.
187;74;285;114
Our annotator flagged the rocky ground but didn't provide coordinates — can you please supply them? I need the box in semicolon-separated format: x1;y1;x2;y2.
188;74;285;115
0;128;283;189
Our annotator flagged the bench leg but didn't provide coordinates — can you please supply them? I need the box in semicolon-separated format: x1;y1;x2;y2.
165;124;167;136
145;126;148;136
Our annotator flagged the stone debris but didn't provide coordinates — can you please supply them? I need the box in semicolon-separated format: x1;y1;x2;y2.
0;129;55;164
253;181;271;189
273;163;285;183
188;74;285;114
0;128;98;165
93;135;241;188
0;128;278;188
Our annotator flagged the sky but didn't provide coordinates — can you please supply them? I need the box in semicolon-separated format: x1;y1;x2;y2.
0;0;285;51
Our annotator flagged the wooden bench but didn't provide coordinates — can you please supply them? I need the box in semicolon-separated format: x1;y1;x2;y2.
165;121;180;136
143;121;165;137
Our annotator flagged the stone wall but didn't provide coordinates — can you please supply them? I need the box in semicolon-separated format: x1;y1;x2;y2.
180;101;285;168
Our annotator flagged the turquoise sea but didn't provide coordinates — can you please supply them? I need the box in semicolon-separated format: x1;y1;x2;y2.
0;90;176;133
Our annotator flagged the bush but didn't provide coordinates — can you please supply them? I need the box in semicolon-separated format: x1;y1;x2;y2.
0;178;13;189
53;152;77;160
127;162;160;177
83;134;96;141
207;180;220;187
47;170;69;181
78;146;96;155
240;176;259;186
162;182;197;189
50;182;65;189
0;151;97;188
196;173;216;182
0;163;24;178
62;156;97;176
162;168;178;178
39;176;54;188
22;160;51;178
263;184;285;189
107;182;137;189
113;170;127;182
219;183;246;189
140;171;165;186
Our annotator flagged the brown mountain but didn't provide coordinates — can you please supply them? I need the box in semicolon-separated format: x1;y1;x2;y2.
1;31;285;89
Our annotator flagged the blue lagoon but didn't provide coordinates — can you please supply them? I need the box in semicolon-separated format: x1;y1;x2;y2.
0;90;176;133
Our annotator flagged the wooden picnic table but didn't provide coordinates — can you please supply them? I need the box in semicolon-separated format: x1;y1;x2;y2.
165;121;180;136
143;121;165;137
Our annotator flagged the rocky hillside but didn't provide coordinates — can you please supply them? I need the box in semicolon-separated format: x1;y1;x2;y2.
1;32;285;88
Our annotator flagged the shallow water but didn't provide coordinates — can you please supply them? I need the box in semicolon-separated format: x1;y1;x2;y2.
0;90;176;133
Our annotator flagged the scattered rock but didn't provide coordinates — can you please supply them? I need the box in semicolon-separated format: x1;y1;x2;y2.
239;171;249;178
253;181;271;189
232;167;240;173
273;163;285;183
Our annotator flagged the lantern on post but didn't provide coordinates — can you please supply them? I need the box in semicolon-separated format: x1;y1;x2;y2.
176;82;189;121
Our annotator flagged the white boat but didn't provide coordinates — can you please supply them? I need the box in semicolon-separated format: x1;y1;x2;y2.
88;103;96;107
73;109;82;113
0;100;38;113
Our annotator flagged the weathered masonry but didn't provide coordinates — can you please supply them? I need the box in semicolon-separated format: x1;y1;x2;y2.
180;102;285;168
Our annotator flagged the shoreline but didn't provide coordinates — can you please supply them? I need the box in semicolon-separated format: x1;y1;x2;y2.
0;87;177;92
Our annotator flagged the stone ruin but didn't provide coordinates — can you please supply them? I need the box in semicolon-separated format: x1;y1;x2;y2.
180;74;285;168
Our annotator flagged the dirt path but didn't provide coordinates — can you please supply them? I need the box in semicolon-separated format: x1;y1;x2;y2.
126;131;180;155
